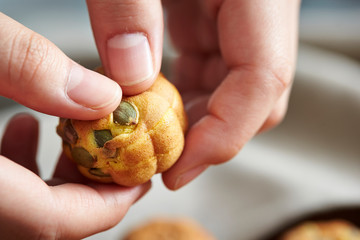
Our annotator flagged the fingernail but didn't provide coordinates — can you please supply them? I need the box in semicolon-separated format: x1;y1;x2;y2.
173;165;209;190
107;33;153;86
67;65;121;109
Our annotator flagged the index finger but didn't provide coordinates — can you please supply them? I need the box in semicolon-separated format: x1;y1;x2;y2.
163;0;300;189
86;0;164;95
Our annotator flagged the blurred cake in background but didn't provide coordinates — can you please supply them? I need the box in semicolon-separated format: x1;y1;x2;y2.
280;220;360;240
122;217;215;240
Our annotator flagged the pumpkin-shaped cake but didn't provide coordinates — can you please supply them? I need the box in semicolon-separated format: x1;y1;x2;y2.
56;72;187;186
280;220;360;240
122;217;215;240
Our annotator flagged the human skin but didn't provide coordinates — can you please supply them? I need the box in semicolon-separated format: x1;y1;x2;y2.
0;2;158;238
86;0;301;190
0;114;151;239
160;0;300;189
0;0;300;238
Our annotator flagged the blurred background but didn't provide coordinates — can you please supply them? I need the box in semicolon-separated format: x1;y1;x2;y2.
0;1;360;239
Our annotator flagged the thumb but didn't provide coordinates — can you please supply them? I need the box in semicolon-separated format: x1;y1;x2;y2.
0;13;122;120
86;0;163;95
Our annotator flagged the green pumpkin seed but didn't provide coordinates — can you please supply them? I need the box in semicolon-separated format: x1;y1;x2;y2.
113;101;138;125
89;168;111;177
71;147;95;168
62;119;78;144
94;129;113;147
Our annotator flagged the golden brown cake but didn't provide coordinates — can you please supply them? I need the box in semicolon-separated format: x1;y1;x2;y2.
280;219;360;240
56;72;187;186
122;217;215;240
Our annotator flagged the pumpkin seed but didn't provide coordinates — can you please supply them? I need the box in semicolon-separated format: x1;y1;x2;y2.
71;147;95;168
89;168;111;177
61;119;78;144
113;101;138;125
94;129;113;147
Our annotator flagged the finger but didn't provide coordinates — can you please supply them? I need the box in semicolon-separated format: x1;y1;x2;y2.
50;182;151;239
86;0;163;95
0;13;121;120
0;156;55;239
50;152;90;185
182;93;210;127
164;0;218;53
182;85;291;134
172;53;228;92
258;86;291;133
0;156;151;239
163;0;300;189
1;113;39;174
182;83;290;135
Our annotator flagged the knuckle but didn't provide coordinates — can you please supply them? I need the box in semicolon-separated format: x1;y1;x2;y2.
260;95;289;132
20;33;50;82
240;60;294;99
269;60;294;94
267;107;286;128
210;128;244;165
219;144;241;164
36;226;60;240
205;113;245;165
8;31;50;88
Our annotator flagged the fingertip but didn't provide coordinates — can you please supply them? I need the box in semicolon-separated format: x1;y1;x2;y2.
4;113;39;147
106;33;154;85
0;13;122;121
120;76;157;96
104;33;159;96
6;113;39;130
49;181;152;239
258;86;291;133
134;181;152;203
65;64;122;118
1;113;39;174
163;115;240;190
86;0;163;96
93;180;152;205
163;164;208;190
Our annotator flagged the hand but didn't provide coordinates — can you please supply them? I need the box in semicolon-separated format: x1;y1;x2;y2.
0;2;162;238
0;0;163;113
161;0;301;189
0;114;151;239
